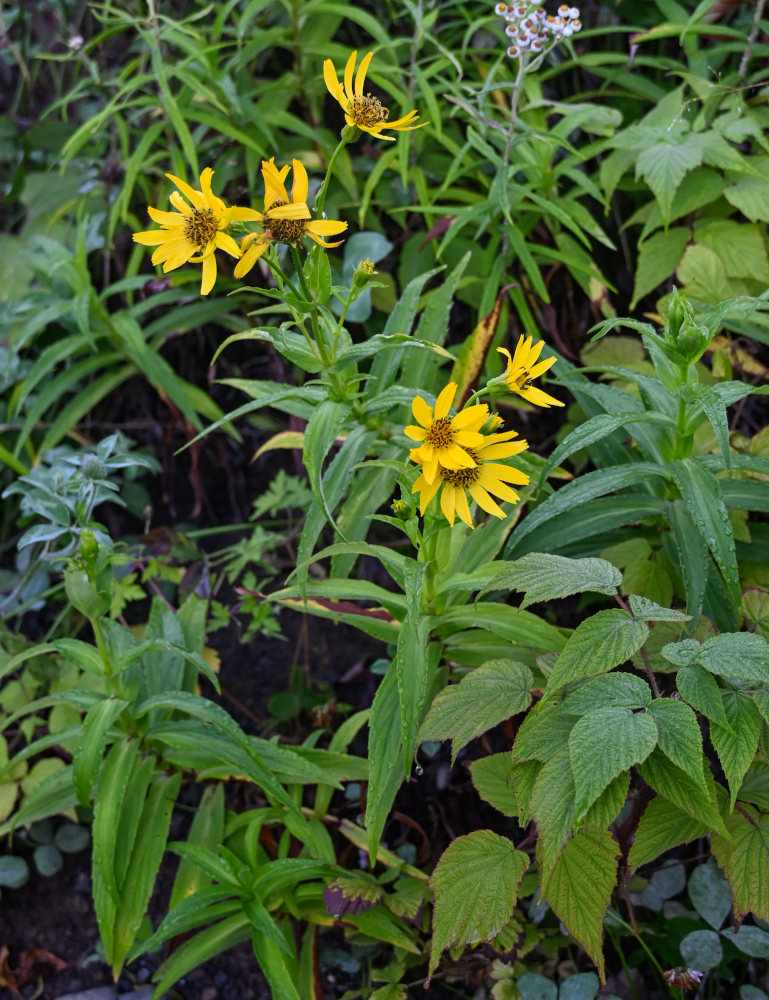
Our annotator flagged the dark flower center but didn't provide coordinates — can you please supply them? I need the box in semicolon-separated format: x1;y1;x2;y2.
184;207;218;250
350;94;389;128
441;450;482;488
265;198;307;244
424;416;455;450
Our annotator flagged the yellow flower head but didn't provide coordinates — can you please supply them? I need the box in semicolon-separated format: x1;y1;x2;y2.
132;167;260;295
498;335;564;407
405;382;489;486
234;158;347;279
323;50;427;141
413;426;530;529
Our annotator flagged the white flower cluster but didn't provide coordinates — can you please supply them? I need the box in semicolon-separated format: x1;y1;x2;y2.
494;3;581;58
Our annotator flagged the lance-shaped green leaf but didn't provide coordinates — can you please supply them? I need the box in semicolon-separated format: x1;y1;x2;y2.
547;609;649;695
669;458;740;607
507;464;670;555
540;828;618;981
429;831;529;977
712;803;769;922
302;398;351;535
366;664;404;861
419;661;532;764
484;553;621;609
538;412;676;486
711;690;761;810
648;699;706;790
696;632;769;683
397;563;431;772
677;663;731;731
665;497;710;622
73;696;129;806
628;796;708;872
569;707;657;820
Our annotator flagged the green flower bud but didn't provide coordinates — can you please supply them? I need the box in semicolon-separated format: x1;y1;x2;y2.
80;529;99;570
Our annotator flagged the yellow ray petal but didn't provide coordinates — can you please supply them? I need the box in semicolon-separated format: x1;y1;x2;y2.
200;253;217;295
147;206;185;227
234;240;269;279
468;483;506;519
215;231;241;259
166;173;206;211
151;238;190;265
434;382;457;419
343;50;358;100
354;51;374;97
440;484;458;526
441;443;476;470
454;487;474;528
323;60;346;107
133;229;173;246
291;159;309;204
306;219;348;236
411;395;433;428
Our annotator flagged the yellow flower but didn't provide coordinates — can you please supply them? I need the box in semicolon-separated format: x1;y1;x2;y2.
323;50;427;141
498;335;564;407
234;158;347;279
132;167;260;295
405;382;489;486
413;426;530;529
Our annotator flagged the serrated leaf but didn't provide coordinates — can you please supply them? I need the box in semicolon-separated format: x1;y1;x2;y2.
636;138;703;221
662;639;701;667
429;831;529;976
638;749;728;839
547;610;649;695
628;595;691;623
469;753;517;817
648;699;705;789
569;708;657;820
677;664;730;729
711;690;760;810
539;828;618;981
712;803;769;921
696;632;769;683
562;673;652;714
513;702;578;763
419;660;532;764
531;750;576;872
628;797;708;872
486;554;621;609
688;859;732;931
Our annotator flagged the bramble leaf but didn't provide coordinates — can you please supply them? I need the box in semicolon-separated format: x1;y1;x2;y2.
419;660;532;764
569;707;657;819
547;610;649;695
540;827;618;981
429;831;529;976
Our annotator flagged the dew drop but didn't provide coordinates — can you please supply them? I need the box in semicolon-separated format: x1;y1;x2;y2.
415;762;424;776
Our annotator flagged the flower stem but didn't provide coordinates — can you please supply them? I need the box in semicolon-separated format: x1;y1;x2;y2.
314;137;348;216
